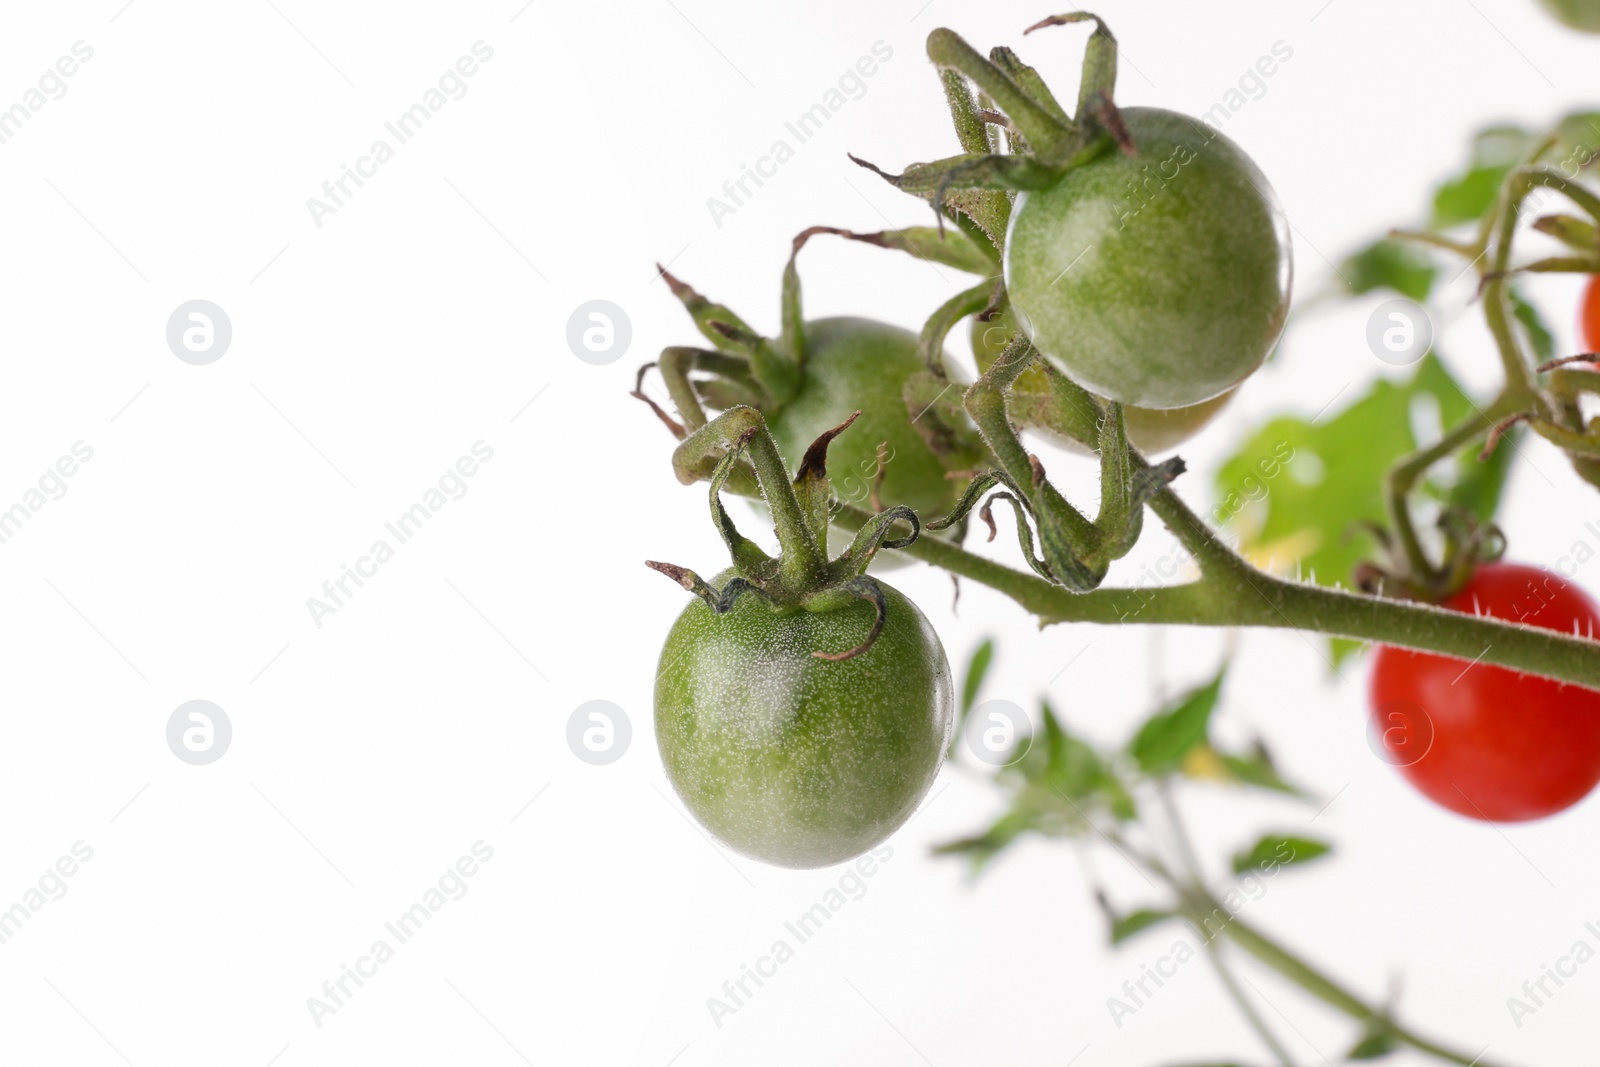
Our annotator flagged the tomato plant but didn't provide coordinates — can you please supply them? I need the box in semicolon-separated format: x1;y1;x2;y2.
641;13;1600;1066
649;404;952;867
656;568;951;868
1004;107;1291;410
638;254;986;533
1370;562;1600;821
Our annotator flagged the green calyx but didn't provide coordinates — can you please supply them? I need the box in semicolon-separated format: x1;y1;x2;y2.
852;12;1134;245
647;406;923;661
636;229;989;513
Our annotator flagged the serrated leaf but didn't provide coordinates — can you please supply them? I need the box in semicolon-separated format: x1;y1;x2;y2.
1129;672;1224;775
1109;909;1176;945
1230;834;1332;875
1214;353;1499;591
1340;240;1436;301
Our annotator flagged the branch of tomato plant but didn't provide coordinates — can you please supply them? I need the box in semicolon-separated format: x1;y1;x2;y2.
1200;940;1298;1067
832;493;1600;690
1154;781;1299;1067
1379;152;1600;592
1213;913;1513;1067
1138;781;1515;1067
1382;391;1519;588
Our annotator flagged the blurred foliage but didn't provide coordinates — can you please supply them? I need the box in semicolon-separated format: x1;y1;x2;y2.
1229;832;1331;875
1215;353;1514;593
1212;104;1588;664
936;653;1310;878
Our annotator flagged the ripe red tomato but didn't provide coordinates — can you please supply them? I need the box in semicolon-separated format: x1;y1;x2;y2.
1369;562;1600;822
1582;275;1600;354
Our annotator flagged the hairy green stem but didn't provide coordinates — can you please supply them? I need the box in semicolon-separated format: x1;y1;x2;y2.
834;501;1600;690
1384;393;1516;582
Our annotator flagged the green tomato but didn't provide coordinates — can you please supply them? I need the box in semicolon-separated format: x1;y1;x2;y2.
654;572;953;869
1004;107;1291;410
970;308;1235;455
1537;0;1600;31
768;317;965;518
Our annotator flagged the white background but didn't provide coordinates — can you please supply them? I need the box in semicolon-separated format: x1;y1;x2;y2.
1;0;1598;1064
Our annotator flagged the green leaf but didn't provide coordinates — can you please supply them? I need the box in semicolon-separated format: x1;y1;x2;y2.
931;808;1033;872
1329;636;1366;669
1432;164;1513;229
1218;741;1305;797
1448;426;1517;520
1036;701;1137;820
1214;353;1501;592
1430;123;1531;229
1555;110;1600;164
1109;908;1177;945
1129;672;1224;775
1347;1024;1401;1059
1510;287;1556;364
1230;833;1332;875
961;639;994;716
949;637;995;759
1340;239;1436;301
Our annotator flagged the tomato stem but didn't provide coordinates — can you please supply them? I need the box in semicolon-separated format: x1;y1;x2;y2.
834;491;1600;691
1383;393;1518;588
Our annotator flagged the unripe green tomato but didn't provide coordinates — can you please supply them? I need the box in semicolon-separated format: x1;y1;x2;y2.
1537;0;1600;31
768;317;966;518
970;308;1235;455
654;572;953;869
1004;107;1291;409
